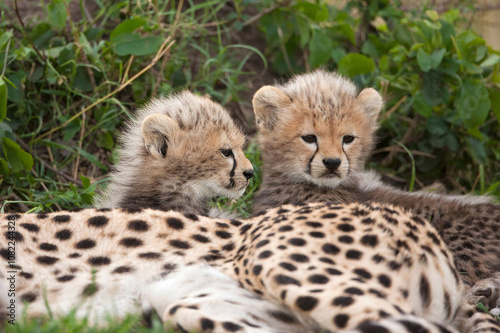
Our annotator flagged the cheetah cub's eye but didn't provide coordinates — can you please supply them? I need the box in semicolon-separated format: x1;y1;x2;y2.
220;149;233;157
301;135;317;144
342;135;355;144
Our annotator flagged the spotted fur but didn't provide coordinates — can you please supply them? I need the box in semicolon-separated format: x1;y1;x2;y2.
1;203;498;332
252;70;500;289
95;91;254;216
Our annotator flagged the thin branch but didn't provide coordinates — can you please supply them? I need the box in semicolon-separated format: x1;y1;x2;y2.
243;2;287;27
35;38;176;141
13;0;46;62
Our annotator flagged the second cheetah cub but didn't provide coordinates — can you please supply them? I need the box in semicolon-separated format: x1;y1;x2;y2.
95;91;254;216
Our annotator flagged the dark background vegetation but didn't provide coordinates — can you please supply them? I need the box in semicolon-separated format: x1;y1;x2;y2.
1;0;500;215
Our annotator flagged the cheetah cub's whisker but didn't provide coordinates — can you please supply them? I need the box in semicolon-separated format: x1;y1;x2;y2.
94;91;254;217
252;70;500;303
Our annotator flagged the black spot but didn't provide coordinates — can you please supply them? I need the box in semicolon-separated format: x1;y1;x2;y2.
39;243;58;251
253;265;263;275
337;224;355;232
53;215;70;223
222;243;235;251
6;214;21;220
57;275;75;282
332;296;354;307
389;261;402;271
5;231;23;242
288;238;306;246
275;275;301;286
309;231;325;238
378;274;392;288
75;239;96;249
360;234;378;247
169;305;180;315
240;224;252;235
36;255;59;265
20;292;37;303
322;243;340;255
290;254;309;263
345;287;364;295
169;239;192;250
334;314;349;328
139;252;162;259
305;222;323;228
222;322;243;332
338;235;353;244
230;219;242;226
183;213;199;221
68;208;83;212
258;251;273;259
88;256;111;266
0;248;11;260
279;262;297;271
420;274;431;309
319;257;335;265
216;222;229;228
192;234;210;243
68;253;81;258
20;223;39;232
278;225;293;232
399;320;430;333
122;207;142;213
96;208;111;212
346;250;362;260
326;268;342;275
321;213;337;219
201;318;214;330
372;254;385;263
120;237;143;248
427;231;440;245
296;296;318;311
55;229;72;240
256;239;270;248
269;310;296;323
37;213;48;219
353;268;372;279
113;266;134;274
128;220;149;232
308;274;329;284
357;321;390;333
215;231;232;239
361;217;375;224
167;217;184;230
88;216;109;228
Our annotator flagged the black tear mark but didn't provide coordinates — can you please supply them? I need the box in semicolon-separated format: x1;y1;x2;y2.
227;154;237;189
306;143;319;175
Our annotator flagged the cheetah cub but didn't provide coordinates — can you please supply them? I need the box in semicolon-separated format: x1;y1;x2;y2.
252;70;500;301
95;91;254;216
2;204;499;332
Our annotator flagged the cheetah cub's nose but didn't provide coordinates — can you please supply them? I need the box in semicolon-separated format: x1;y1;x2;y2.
323;158;341;170
243;169;254;180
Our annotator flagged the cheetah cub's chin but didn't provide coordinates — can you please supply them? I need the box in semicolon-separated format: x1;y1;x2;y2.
253;71;382;188
95;91;254;215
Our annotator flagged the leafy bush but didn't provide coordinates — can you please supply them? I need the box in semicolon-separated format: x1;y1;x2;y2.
257;0;500;197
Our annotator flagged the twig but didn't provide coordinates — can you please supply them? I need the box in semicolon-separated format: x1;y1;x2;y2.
372;146;435;158
35;38;176;141
277;27;293;73
121;55;135;85
13;0;46;62
73;111;86;180
381;113;420;164
382;95;407;120
7;192;30;212
243;2;287;27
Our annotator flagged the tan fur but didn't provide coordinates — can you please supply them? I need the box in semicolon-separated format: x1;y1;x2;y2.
95;91;253;216
252;70;500;291
2;203;498;332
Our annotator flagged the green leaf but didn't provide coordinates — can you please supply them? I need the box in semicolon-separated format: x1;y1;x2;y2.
309;30;333;68
112;33;164;56
97;131;114;150
110;18;146;40
48;0;67;30
294;2;328;21
0;78;7;121
466;137;487;164
79;175;91;189
455;79;490;128
480;54;500;68
2;137;33;173
338;53;375;77
489;88;500;125
0;158;9;177
0;122;12;138
430;48;446;68
413;92;432;117
417;48;432;72
73;66;92;92
426;10;439;21
76;148;107;170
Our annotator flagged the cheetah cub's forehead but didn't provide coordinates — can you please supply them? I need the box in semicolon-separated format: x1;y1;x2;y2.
253;70;383;188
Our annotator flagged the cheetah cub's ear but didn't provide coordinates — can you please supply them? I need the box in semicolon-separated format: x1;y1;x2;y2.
252;86;291;131
141;114;180;159
356;88;383;125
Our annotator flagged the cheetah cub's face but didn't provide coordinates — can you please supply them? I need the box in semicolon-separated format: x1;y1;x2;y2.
253;71;382;188
139;93;254;199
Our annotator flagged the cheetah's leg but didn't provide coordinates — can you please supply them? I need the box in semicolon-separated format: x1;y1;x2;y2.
142;264;306;333
465;272;500;314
